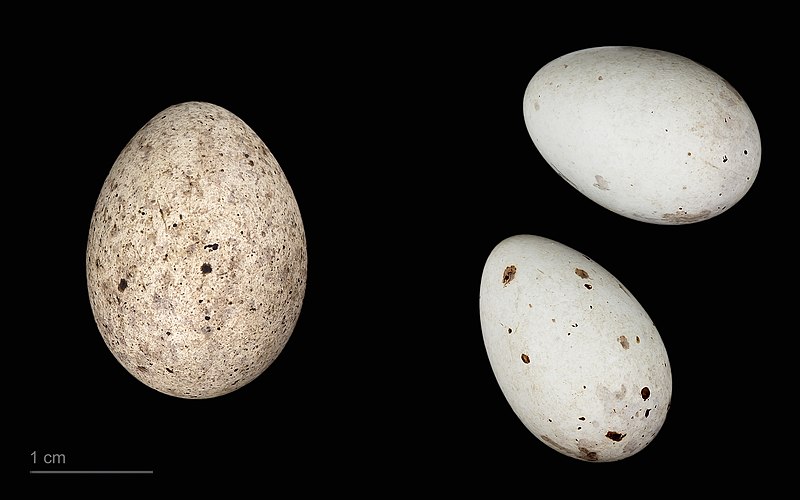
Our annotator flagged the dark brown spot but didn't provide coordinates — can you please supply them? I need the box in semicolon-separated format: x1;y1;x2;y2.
136;365;147;372
641;387;650;400
618;336;629;349
578;447;599;461
118;279;128;292
166;367;174;373
645;408;651;418
502;266;516;286
201;263;212;274
584;283;592;289
204;243;219;251
605;431;626;442
507;328;512;334
521;353;530;364
575;268;589;279
635;336;640;344
578;416;586;421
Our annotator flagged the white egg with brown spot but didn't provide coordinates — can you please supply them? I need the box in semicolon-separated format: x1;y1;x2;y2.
86;101;307;399
522;46;761;224
479;235;672;462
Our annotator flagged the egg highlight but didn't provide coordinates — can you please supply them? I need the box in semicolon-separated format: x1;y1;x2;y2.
86;101;307;399
479;235;672;462
522;46;761;224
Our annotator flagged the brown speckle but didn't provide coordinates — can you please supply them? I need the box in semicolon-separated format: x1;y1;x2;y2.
605;431;626;442
618;335;629;349
521;353;530;364
592;175;609;190
502;265;516;286
661;209;711;224
507;328;512;334
118;278;128;292
645;408;651;418
641;387;650;400
575;268;589;279
578;416;586;421
584;284;592;289
598;75;603;80
201;263;213;274
635;336;640;344
540;435;572;456
578;447;599;461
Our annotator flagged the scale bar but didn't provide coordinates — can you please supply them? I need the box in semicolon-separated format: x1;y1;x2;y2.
31;470;153;475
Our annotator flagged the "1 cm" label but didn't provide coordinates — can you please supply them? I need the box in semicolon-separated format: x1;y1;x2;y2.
31;451;66;464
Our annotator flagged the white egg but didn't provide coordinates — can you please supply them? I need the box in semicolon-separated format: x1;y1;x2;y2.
479;234;672;462
522;46;761;224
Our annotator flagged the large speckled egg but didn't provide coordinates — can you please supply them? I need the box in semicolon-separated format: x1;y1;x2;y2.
86;101;307;399
522;46;761;224
479;235;672;462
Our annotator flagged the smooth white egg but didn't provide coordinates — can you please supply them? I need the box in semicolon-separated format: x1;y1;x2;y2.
523;46;760;224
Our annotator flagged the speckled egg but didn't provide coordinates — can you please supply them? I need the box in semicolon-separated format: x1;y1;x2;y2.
479;235;672;462
86;101;307;399
522;46;761;224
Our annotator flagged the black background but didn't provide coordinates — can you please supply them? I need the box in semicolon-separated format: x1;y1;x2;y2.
19;11;786;492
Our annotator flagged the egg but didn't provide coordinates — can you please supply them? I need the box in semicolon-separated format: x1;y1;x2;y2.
86;101;307;399
479;234;672;462
522;46;761;224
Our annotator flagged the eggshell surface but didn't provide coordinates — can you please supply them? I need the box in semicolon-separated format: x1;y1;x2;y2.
86;101;307;399
479;235;672;462
522;46;761;224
